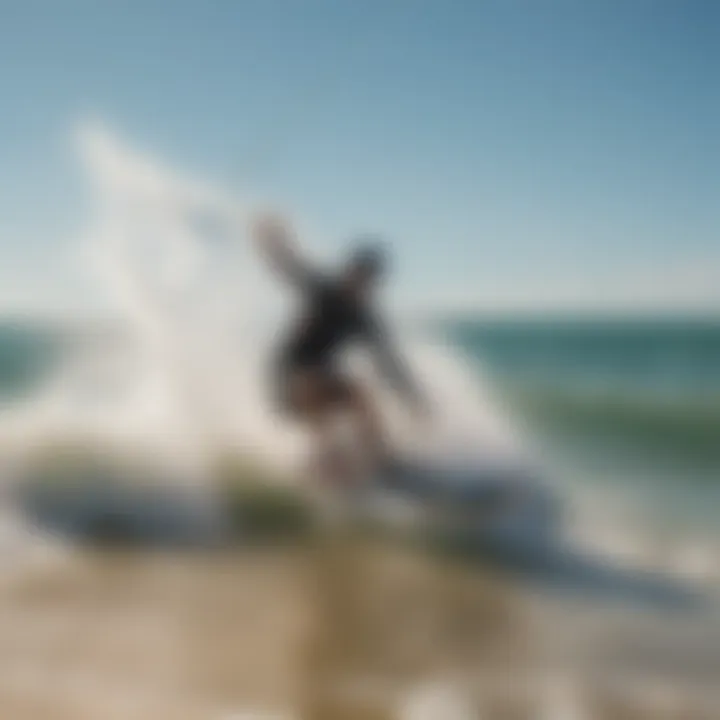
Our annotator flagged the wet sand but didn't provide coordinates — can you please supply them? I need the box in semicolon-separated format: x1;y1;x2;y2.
0;534;717;719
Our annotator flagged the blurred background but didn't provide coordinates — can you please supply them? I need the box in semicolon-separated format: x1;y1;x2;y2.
0;1;717;718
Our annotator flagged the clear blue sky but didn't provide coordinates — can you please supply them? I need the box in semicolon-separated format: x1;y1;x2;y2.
0;0;717;315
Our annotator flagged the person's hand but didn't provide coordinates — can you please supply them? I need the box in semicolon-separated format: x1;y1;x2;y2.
249;209;290;248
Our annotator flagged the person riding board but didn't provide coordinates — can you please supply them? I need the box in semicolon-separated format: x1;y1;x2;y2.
251;212;432;485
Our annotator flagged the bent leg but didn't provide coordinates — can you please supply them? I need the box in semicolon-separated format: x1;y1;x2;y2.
339;379;394;476
285;369;356;485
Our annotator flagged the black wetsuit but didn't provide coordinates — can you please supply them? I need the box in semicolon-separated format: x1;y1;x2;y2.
273;271;420;412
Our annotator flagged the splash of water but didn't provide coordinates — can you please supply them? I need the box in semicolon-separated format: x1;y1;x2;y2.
0;120;525;489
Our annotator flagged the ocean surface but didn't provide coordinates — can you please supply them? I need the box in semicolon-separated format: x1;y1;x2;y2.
1;316;718;540
443;318;720;540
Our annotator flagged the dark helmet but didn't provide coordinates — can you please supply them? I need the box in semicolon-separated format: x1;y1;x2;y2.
346;236;389;280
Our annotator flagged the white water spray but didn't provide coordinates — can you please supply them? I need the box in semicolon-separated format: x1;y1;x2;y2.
0;119;527;517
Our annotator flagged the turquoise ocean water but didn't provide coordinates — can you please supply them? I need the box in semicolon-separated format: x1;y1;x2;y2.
442;317;720;539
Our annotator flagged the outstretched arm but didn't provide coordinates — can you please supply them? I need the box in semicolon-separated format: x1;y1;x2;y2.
250;211;315;290
365;312;429;414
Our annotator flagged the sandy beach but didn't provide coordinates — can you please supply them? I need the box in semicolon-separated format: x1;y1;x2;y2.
0;533;717;720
